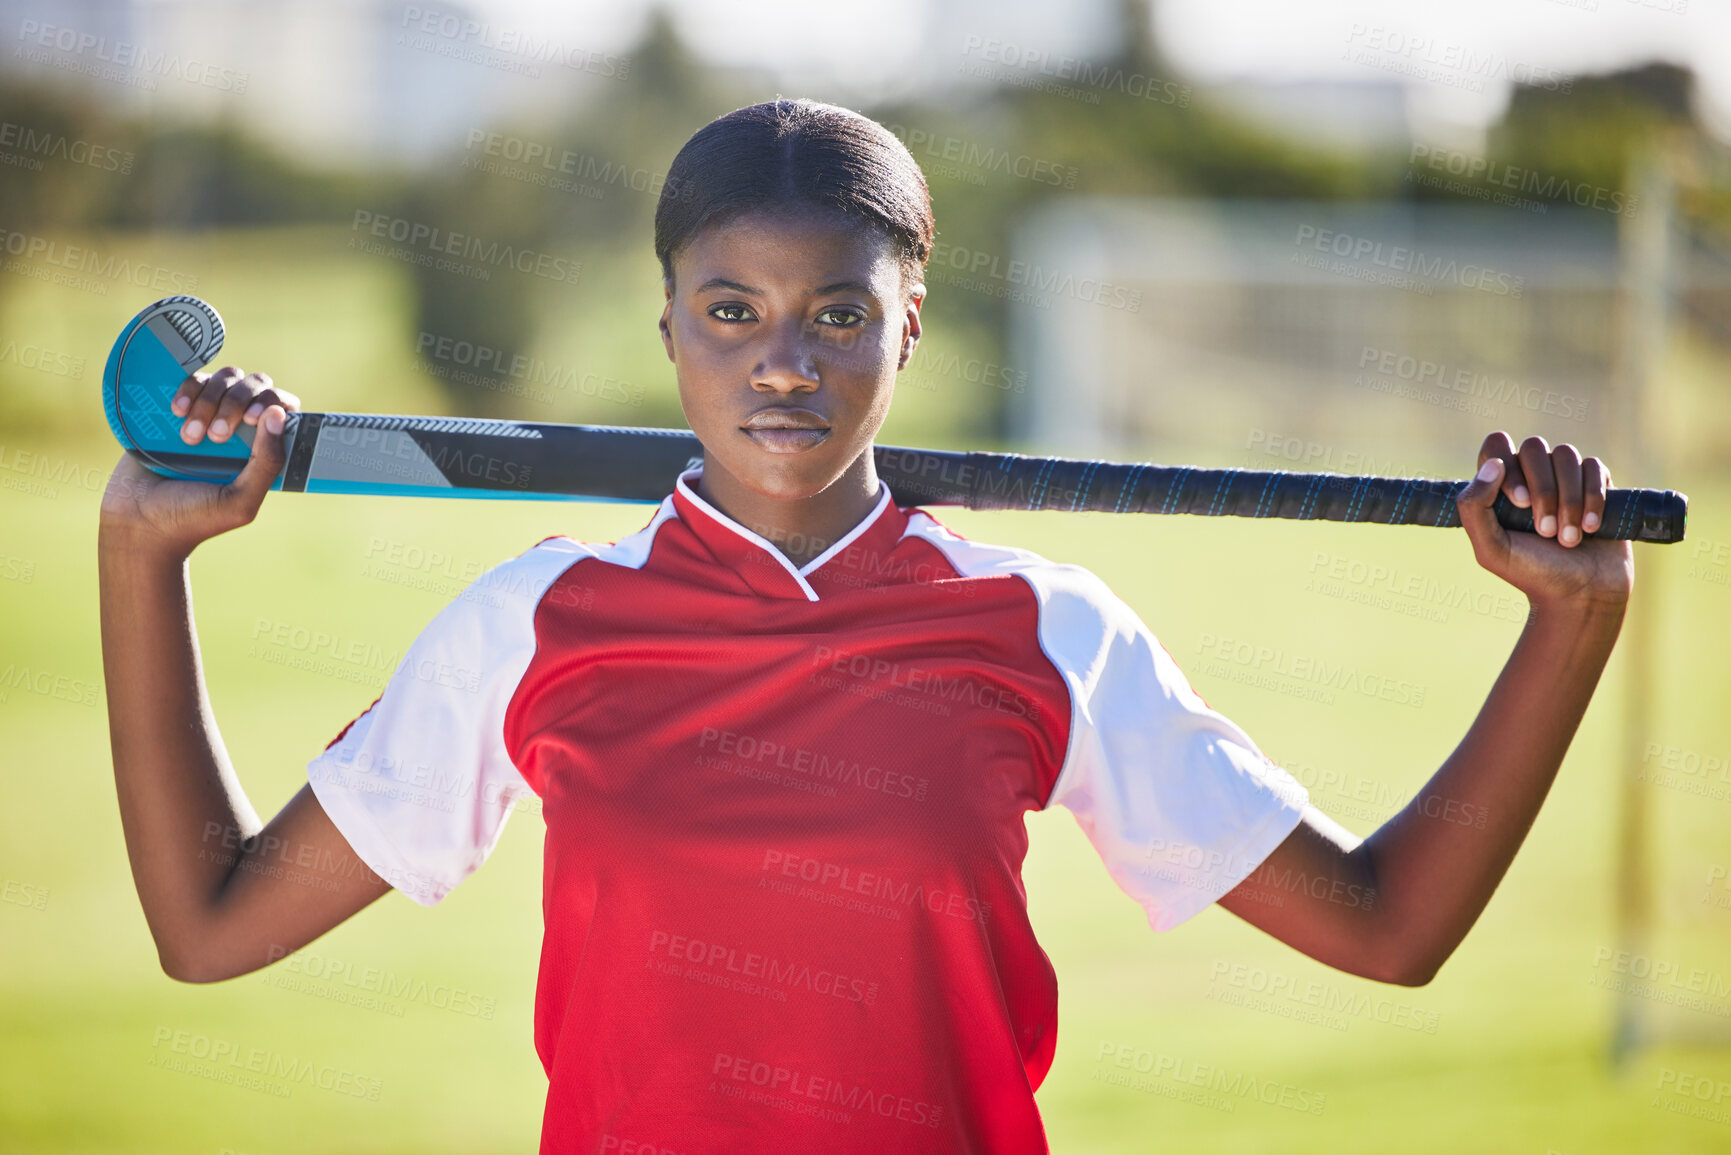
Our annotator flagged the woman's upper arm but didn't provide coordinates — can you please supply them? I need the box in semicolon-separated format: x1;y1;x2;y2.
166;783;392;983
1215;803;1418;984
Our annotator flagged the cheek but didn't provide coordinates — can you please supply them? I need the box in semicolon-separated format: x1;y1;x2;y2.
833;322;899;369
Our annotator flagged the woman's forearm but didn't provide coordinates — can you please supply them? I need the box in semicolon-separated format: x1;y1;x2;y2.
1359;595;1626;981
99;524;262;972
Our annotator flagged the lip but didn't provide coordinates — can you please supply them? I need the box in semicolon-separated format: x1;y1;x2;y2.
740;407;830;431
739;407;832;454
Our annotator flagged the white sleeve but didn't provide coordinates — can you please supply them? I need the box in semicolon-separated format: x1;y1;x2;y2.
1035;566;1309;932
306;540;581;905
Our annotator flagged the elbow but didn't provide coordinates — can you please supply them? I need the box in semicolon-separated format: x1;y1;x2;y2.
1361;941;1445;988
158;949;218;985
156;939;236;985
1380;959;1440;988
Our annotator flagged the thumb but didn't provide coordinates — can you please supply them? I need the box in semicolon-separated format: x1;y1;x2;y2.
225;404;289;516
1456;457;1508;555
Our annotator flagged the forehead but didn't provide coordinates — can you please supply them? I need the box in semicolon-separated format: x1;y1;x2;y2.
672;207;905;294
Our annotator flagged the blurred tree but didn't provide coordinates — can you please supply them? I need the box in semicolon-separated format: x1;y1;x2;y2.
1486;62;1697;206
401;7;752;416
0;81;121;231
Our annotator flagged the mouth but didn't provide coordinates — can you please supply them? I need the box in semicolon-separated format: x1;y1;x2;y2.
739;407;831;454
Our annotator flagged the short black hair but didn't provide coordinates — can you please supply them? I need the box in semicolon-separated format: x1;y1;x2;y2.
654;99;934;294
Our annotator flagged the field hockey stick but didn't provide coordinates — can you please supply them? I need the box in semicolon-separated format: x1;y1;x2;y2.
103;295;1688;542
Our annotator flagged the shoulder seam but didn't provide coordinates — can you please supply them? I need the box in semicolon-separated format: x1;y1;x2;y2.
907;522;1081;808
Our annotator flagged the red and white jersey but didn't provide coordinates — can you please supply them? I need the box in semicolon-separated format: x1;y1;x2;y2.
307;467;1308;1154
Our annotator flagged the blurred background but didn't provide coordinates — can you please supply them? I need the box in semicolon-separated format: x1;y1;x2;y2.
2;1;1730;1151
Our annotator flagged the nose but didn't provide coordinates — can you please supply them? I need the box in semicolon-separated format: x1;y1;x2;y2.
750;315;820;394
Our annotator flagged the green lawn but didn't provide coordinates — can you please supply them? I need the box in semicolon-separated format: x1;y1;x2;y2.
3;229;1730;1153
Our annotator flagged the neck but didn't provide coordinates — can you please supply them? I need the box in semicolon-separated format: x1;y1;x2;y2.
693;451;882;569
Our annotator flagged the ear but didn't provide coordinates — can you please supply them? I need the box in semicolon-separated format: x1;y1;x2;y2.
659;279;676;363
897;285;925;370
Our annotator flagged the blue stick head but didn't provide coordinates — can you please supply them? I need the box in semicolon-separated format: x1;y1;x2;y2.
102;295;250;483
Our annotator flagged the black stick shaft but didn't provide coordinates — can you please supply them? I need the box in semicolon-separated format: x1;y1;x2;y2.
270;414;1686;543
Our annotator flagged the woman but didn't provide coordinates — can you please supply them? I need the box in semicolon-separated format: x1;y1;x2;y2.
98;99;1631;1153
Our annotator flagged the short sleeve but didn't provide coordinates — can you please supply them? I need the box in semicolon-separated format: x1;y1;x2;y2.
1035;566;1309;932
307;538;584;905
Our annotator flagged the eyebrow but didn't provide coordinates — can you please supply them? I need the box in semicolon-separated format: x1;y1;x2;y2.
692;276;878;299
694;277;758;295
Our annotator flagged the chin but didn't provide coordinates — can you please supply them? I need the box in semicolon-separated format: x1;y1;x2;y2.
715;441;850;503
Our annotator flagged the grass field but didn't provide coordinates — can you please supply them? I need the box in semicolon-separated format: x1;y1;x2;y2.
3;229;1730;1153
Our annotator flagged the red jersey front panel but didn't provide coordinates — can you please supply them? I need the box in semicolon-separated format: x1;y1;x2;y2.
307;469;1309;1153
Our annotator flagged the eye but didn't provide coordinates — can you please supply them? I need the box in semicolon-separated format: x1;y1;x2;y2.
708;303;755;323
815;307;865;327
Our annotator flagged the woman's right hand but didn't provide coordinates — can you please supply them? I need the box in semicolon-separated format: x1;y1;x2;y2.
99;367;303;557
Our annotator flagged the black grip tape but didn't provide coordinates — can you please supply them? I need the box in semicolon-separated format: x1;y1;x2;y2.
280;412;321;493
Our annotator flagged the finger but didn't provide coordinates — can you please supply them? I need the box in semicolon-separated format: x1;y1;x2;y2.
1551;443;1584;546
182;365;243;444
1518;435;1557;537
1456;457;1509;564
225;403;288;515
170;372;207;418
1581;457;1606;534
1479;430;1528;508
241;386;301;425
210;372;273;442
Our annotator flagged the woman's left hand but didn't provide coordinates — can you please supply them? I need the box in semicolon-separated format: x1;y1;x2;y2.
1454;431;1634;612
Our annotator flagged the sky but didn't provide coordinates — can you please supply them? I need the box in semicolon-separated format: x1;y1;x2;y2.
487;0;1731;140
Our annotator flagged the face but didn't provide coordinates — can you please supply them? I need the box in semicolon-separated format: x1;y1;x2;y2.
659;207;923;505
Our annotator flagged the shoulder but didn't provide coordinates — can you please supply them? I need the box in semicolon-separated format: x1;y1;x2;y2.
473;501;679;611
897;507;1141;632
